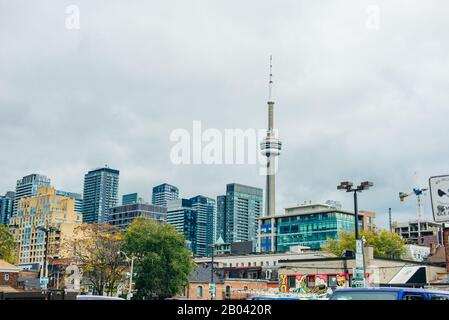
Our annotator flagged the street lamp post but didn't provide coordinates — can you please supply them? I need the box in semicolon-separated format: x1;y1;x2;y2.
208;244;216;300
337;181;373;240
118;251;135;300
37;225;60;290
337;181;373;288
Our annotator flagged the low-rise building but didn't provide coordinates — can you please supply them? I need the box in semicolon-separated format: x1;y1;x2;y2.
195;248;333;282
108;202;167;228
258;202;368;252
278;246;446;294
181;262;272;300
393;220;442;245
0;260;20;290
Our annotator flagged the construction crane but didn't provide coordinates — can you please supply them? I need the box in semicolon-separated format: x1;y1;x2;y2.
399;187;428;238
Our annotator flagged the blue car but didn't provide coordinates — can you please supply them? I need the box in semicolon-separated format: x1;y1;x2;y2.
330;287;449;300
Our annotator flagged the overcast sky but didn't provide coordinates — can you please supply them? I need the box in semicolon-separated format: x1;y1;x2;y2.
1;1;448;229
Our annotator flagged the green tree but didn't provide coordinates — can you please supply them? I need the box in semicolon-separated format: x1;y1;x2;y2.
324;229;406;259
123;217;195;299
0;225;15;264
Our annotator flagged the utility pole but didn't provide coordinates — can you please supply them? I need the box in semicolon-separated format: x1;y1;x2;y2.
37;225;60;290
337;181;374;288
209;244;216;300
389;208;392;232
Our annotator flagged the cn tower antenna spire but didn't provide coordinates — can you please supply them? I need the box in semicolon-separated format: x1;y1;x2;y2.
269;55;273;101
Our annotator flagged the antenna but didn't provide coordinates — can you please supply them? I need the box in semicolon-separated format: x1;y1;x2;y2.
268;55;273;101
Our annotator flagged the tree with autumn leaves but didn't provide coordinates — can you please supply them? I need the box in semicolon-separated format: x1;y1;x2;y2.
0;224;16;264
69;219;195;299
68;223;128;296
324;229;406;259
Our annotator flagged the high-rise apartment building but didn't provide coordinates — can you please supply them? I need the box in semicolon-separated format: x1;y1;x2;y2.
190;196;216;257
218;183;263;243
0;191;15;225
9;186;83;266
166;199;197;254
152;183;179;208
82;167;119;223
216;195;227;242
13;174;51;216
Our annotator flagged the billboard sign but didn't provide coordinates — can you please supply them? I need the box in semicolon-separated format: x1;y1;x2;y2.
429;175;449;223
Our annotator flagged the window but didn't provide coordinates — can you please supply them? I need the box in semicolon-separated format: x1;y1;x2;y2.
197;286;203;298
430;295;449;300
403;294;425;300
225;286;231;300
4;274;10;281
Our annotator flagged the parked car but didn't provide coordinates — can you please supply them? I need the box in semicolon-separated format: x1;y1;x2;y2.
330;287;449;300
76;295;126;300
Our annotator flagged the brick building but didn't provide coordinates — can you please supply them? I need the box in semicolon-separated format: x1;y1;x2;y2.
0;260;20;290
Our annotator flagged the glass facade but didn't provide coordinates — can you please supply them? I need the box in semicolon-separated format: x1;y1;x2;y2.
108;203;167;228
82;167;119;223
0;191;15;225
275;212;364;251
166;199;197;255
122;193;139;205
190;195;216;257
152;183;179;208
223;183;263;243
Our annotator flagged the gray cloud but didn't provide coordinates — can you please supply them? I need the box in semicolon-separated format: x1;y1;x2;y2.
1;0;449;229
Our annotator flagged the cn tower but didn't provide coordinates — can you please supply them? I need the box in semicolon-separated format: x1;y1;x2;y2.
260;56;282;217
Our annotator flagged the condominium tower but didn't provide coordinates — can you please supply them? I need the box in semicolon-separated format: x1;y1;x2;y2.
217;183;263;243
82;166;119;223
152;183;179;207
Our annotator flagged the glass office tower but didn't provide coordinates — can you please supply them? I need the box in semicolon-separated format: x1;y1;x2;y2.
82;167;119;223
152;183;179;208
190;195;216;257
0;191;15;225
13;174;51;216
166;199;197;254
220;183;263;243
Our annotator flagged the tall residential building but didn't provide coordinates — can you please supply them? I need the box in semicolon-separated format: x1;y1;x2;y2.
108;203;167;229
260;56;282;217
218;183;263;244
167;199;197;254
190;195;217;257
122;193;142;205
216;195;227;241
13;174;51;216
56;190;83;214
9;186;83;266
152;183;179;208
258;202;364;252
82;167;119;223
0;191;15;225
